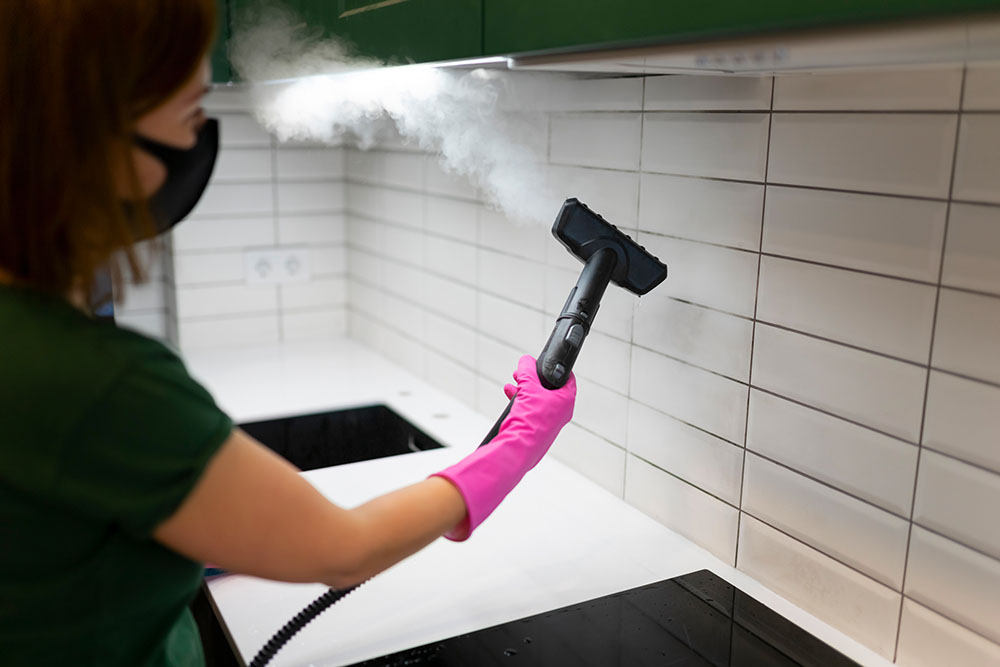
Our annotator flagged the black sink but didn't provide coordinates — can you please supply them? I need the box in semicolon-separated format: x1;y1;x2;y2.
239;404;445;472
193;404;446;667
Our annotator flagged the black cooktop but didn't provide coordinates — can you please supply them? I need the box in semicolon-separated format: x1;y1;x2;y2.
349;569;860;667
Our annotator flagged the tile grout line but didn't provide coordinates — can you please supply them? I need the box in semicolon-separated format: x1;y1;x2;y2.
905;521;1000;571
351;177;482;206
270;136;285;344
175;270;347;290
352;131;999;209
351;161;1000;210
178;240;345;257
904;441;1000;480
641;231;944;288
631;451;742;511
177;303;349;323
739;508;902;592
902;592;1000;650
354;191;1000;302
473;176;483;415
357;232;1000;389
893;65;968;663
352;248;1000;441
623;77;648;499
923;364;1000;391
188;209;344;222
743;448;910;520
353;210;549;264
751;319;930;369
420;158;442;401
553;108;969;116
738;507;901;595
734;76;776;569
353;256;1000;471
635;423;920;523
621;227;1000;301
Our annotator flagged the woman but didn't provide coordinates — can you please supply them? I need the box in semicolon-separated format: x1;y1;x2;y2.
0;2;576;665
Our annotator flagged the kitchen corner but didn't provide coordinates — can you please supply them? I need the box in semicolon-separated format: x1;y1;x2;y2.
188;339;894;667
121;2;1000;665
7;1;1000;666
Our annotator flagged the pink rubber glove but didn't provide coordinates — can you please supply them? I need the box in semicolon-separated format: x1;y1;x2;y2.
431;355;576;541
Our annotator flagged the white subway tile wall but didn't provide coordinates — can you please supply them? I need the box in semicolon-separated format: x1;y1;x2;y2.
738;514;903;658
163;94;348;348
768;113;958;198
897;598;1000;667
771;67;963;112
625;454;740;563
112;240;173;341
338;67;1000;664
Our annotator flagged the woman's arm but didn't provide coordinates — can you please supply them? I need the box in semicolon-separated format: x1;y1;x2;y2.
152;428;467;589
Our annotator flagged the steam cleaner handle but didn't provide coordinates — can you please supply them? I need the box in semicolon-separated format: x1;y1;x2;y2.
480;396;515;446
478;337;577;447
479;247;617;446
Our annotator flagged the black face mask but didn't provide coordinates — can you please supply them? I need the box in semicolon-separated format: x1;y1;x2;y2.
131;117;219;238
92;119;218;320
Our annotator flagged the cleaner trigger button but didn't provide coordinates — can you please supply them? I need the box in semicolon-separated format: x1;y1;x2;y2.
565;324;585;347
554;363;567;379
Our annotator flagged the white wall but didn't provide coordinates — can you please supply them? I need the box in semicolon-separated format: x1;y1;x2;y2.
162;89;349;348
343;65;1000;665
113;238;174;341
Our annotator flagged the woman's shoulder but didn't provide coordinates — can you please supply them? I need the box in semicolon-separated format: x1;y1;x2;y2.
0;284;202;440
1;286;231;509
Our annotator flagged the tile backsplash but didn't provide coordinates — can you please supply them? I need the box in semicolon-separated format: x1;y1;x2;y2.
146;68;1000;664
127;89;350;348
113;238;174;340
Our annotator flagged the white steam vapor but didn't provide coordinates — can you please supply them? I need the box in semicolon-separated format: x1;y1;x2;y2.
229;5;558;225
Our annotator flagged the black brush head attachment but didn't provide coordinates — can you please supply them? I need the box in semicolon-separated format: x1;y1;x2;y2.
525;198;668;390
553;198;667;295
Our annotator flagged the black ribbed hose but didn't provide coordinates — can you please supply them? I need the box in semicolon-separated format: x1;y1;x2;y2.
247;583;362;667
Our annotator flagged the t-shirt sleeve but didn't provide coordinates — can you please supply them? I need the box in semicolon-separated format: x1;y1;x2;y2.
54;350;234;537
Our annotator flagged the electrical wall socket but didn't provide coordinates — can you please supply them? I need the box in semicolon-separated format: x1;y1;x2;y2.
244;248;311;285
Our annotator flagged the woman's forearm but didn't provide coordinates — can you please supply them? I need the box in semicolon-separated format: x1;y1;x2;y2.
154;430;469;587
325;476;466;588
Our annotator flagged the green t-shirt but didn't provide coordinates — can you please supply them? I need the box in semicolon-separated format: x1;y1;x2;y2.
0;284;234;666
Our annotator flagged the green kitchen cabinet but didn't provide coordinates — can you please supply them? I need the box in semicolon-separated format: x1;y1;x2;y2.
210;0;1000;82
210;0;231;83
289;0;481;65
218;0;481;81
482;0;1000;57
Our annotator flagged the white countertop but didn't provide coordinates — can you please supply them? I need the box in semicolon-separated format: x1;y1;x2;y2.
186;339;894;667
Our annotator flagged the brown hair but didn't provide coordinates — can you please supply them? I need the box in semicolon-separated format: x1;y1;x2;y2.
0;0;217;297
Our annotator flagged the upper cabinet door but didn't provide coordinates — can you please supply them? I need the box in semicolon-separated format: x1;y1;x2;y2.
210;0;231;83
219;0;481;78
483;0;1000;56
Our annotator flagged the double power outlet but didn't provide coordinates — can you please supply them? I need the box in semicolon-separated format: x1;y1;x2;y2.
244;248;311;285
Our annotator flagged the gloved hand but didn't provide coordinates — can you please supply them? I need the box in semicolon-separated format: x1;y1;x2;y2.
431;355;576;541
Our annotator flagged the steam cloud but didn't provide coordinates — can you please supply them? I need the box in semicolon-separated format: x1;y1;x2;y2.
229;4;559;225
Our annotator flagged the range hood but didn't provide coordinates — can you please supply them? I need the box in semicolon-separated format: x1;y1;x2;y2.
506;14;1000;75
